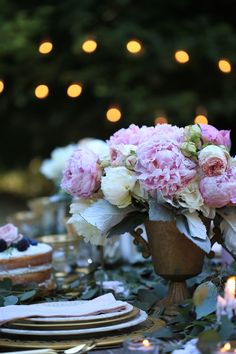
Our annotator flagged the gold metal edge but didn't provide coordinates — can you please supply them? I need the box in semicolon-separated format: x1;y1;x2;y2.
0;317;165;349
8;308;140;329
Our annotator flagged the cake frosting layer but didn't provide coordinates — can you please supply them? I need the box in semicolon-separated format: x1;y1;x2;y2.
0;263;52;276
0;243;52;271
0;243;52;259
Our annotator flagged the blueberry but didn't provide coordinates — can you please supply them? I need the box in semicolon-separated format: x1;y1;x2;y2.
0;239;7;252
16;237;30;252
30;239;38;246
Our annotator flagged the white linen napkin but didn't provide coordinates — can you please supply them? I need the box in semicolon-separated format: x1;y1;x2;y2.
0;293;127;325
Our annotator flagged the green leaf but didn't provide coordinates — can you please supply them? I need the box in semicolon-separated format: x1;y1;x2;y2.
197;329;221;354
0;278;12;290
80;287;99;300
176;214;211;253
80;199;135;234
149;327;173;338
193;281;217;319
137;288;158;306
19;290;37;302
4;295;18;306
107;211;147;238
219;315;235;341
148;199;174;222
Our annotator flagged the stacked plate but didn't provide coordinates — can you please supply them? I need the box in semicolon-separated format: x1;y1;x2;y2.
0;300;147;337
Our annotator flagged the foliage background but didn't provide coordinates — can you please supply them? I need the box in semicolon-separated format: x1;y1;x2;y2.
1;0;236;169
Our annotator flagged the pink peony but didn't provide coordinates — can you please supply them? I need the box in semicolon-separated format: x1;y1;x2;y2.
108;124;144;146
0;223;19;245
200;124;231;149
135;139;196;198
61;148;101;198
108;124;184;165
200;167;236;208
152;124;184;145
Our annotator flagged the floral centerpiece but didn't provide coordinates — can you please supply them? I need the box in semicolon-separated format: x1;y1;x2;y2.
61;123;236;259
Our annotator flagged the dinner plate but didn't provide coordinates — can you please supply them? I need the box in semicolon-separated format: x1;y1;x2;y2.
23;301;133;323
9;307;140;329
0;310;147;336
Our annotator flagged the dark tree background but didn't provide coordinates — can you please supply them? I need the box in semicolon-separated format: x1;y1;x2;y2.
1;0;236;169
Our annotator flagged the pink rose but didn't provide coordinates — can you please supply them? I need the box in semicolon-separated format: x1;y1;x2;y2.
200;124;231;149
135;139;196;198
61;148;101;198
200;167;236;208
0;223;19;245
198;145;228;176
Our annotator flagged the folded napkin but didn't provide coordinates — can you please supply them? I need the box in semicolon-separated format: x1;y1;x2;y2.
0;293;127;325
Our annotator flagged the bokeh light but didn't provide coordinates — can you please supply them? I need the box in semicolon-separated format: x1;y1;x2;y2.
82;40;97;53
175;50;190;63
106;107;121;122
126;40;142;54
0;80;4;94
218;59;231;73
35;84;49;99
67;84;82;98
39;41;53;54
154;116;168;125
194;115;208;124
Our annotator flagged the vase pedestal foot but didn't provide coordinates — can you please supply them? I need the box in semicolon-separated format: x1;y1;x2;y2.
154;281;190;319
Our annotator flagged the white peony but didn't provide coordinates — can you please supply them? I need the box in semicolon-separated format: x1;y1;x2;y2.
78;138;110;162
40;144;76;183
68;199;106;245
101;167;137;208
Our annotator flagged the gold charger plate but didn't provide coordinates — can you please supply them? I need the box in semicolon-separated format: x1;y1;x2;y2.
8;307;140;330
0;317;165;350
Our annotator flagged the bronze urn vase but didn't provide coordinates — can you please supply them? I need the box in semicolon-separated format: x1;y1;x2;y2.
143;219;209;311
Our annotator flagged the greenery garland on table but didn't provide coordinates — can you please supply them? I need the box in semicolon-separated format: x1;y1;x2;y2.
1;259;236;352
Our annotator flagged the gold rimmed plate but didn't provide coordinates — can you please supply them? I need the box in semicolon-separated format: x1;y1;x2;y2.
0;311;148;337
8;307;140;330
0;317;165;349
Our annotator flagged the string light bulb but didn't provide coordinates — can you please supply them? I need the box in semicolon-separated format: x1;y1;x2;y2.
126;40;142;54
106;107;121;122
218;59;231;73
38;41;53;54
175;50;190;64
155;116;168;125
35;84;49;99
0;80;4;94
194;115;208;125
82;39;97;53
67;83;82;98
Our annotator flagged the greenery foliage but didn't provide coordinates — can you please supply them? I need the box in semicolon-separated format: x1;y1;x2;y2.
1;0;236;168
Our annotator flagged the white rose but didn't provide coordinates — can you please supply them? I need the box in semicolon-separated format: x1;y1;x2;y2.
101;167;136;208
78;138;110;162
198;145;229;176
40;144;76;182
68;199;106;245
177;180;215;218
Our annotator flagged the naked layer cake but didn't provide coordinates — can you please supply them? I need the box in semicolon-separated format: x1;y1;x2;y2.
0;223;52;285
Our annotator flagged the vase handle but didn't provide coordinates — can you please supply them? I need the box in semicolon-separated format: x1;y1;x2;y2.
130;227;151;258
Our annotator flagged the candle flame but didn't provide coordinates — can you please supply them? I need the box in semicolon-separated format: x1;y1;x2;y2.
220;342;231;352
142;339;150;347
226;277;236;298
